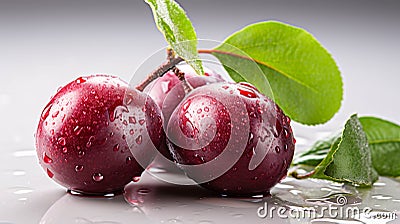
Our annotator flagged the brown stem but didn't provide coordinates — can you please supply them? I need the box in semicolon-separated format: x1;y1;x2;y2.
173;67;193;94
290;169;316;179
167;48;175;62
135;56;184;92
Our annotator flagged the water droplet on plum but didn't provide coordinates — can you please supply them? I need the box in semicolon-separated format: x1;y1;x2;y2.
75;165;84;172
113;144;120;152
57;137;66;146
47;168;54;178
92;173;104;182
43;152;53;163
41;104;52;120
135;135;142;145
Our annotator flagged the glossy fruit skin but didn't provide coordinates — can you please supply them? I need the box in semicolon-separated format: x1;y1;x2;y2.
35;75;162;195
166;82;295;196
145;65;223;160
145;64;222;110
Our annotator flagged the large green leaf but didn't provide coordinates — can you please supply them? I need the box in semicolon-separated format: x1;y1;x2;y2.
213;21;342;125
359;116;400;177
145;0;203;75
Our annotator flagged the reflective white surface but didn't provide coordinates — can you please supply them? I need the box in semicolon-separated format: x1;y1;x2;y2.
1;0;399;223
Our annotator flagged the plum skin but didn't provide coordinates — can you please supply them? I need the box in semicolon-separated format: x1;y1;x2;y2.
166;82;295;196
35;75;162;195
145;65;223;160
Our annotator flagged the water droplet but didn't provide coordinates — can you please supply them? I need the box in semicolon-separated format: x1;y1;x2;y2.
57;137;66;146
78;150;85;158
92;173;104;182
129;116;137;124
138;119;145;125
47;168;54;178
75;77;87;84
238;86;257;98
51;110;59;118
125;95;133;105
275;146;281;153
197;108;202;114
137;188;151;195
99;137;107;145
109;132;114;137
135;135;142;145
132;176;141;182
239;82;258;90
283;128;289;138
73;126;83;136
126;156;132;164
113;144;120;152
86;136;95;148
41;104;52;120
43;153;53;163
61;147;67;153
286;116;291;124
249;132;254;142
165;218;183;224
183;100;191;111
232;213;243;218
274;120;282;137
284;144;288;151
204;106;209;112
75;165;84;172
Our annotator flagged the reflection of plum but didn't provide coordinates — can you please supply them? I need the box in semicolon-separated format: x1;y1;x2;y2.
35;75;163;195
167;82;295;196
123;172;288;224
40;193;151;224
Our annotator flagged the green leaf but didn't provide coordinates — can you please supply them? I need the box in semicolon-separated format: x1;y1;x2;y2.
145;0;203;75
359;116;400;177
212;21;342;125
295;115;378;187
293;116;400;177
293;134;340;166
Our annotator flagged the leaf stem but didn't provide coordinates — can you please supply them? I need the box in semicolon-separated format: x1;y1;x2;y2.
290;169;316;179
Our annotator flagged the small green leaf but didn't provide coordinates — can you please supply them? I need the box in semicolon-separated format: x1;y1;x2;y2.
145;0;203;75
295;115;378;187
212;21;342;125
323;115;378;186
293;116;400;177
359;116;400;177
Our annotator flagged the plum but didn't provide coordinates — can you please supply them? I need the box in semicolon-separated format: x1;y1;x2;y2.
145;64;223;160
35;75;162;195
166;82;295;196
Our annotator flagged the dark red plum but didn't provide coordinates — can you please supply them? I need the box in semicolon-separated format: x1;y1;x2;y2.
35;75;162;195
145;64;223;160
166;82;295;196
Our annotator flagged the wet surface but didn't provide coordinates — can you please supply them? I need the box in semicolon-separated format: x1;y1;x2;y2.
1;141;399;224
